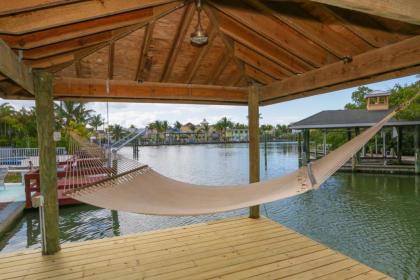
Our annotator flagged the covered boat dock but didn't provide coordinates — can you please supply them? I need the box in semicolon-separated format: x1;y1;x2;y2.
0;0;419;278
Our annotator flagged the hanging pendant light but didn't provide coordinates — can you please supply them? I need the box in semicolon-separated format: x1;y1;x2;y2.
191;0;208;46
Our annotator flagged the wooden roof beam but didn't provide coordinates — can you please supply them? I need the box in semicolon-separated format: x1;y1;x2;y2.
204;5;246;84
135;22;156;82
244;64;275;85
233;42;290;80
53;78;248;105
262;36;420;104
304;0;420;26
160;4;196;82
245;0;363;58
0;0;180;34
209;0;338;67
207;53;231;85
1;2;182;49
210;7;310;74
0;1;80;16
0;39;33;94
184;26;217;83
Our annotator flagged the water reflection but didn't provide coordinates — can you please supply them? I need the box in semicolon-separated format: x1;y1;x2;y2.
0;143;419;279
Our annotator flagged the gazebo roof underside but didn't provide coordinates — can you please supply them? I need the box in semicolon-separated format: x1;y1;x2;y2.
0;0;419;105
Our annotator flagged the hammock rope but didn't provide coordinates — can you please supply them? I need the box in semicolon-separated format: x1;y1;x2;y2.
60;94;417;216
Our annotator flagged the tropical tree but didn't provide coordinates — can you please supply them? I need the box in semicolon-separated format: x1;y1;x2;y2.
173;121;182;130
201;122;210;142
89;114;104;131
216;117;233;142
55;101;93;126
110;124;125;141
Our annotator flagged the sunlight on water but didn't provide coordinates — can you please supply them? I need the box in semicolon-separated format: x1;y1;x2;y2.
0;143;419;279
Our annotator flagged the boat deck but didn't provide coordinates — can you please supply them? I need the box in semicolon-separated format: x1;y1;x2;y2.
0;217;392;280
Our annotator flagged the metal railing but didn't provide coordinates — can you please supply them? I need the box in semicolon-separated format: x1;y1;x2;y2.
0;147;67;168
110;128;146;152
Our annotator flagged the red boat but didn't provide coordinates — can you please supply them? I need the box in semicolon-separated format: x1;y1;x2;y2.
24;157;111;208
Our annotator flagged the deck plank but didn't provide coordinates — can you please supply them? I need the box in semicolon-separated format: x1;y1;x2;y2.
0;217;393;280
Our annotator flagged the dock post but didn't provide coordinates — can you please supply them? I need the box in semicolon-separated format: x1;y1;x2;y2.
323;129;327;156
248;85;260;219
34;71;60;255
303;129;310;165
415;125;420;174
397;126;402;164
297;132;302;167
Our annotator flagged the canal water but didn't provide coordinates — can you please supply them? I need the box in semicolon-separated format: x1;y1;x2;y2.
0;142;419;279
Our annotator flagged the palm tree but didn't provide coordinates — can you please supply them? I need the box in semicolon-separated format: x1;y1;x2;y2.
55;101;93;126
216;117;233;142
173;121;182;131
89;114;104;131
202;122;210;142
162;120;170;143
110;124;125;141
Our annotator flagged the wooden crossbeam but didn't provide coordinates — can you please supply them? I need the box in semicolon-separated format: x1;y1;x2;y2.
305;0;420;25
160;4;196;82
53;78;248;105
0;0;178;34
1;2;181;49
209;0;337;67
262;36;420;104
0;39;33;94
108;43;115;80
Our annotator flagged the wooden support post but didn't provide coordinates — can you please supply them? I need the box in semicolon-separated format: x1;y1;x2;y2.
34;71;60;255
415;125;420;174
397;126;403;164
303;129;310;165
323;129;327;156
248;85;260;219
355;127;360;163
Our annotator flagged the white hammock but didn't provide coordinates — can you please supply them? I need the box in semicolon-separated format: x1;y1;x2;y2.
60;105;401;216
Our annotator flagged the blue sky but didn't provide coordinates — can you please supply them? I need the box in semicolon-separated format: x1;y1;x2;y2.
2;75;418;127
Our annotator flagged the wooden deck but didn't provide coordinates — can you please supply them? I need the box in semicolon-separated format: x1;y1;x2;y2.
0;217;392;280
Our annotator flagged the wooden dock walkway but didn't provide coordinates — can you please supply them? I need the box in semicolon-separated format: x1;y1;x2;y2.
0;217;392;280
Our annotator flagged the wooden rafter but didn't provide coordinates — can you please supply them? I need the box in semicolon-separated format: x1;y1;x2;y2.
209;0;337;67
0;0;179;34
207;53;230;85
135;22;155;82
244;64;275;85
0;39;33;94
204;5;247;87
108;43;115;80
21;31;114;60
160;3;196;82
53;78;248;105
1;2;181;49
262;36;420;103
184;26;217;83
234;42;290;80
302;3;402;48
245;0;362;58
304;0;420;25
210;7;311;74
0;1;81;16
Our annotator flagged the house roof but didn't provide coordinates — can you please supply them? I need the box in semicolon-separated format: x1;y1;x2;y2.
365;90;391;98
289;109;420;129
